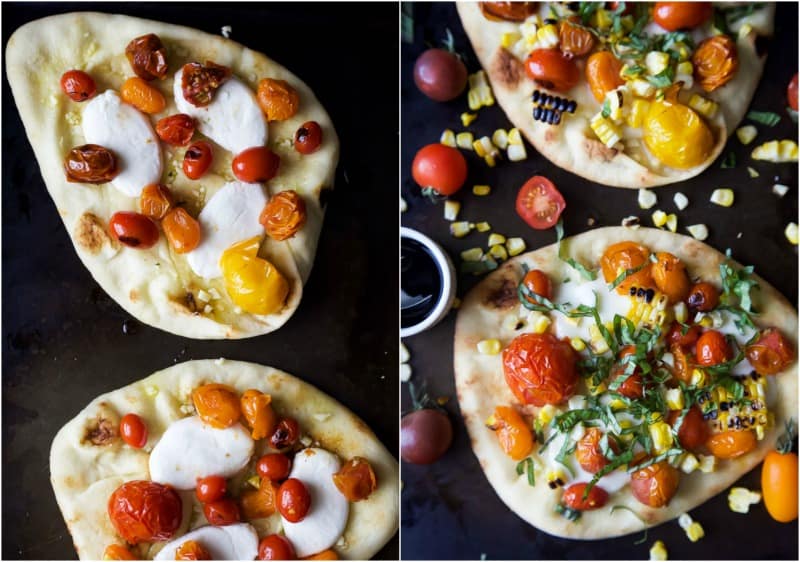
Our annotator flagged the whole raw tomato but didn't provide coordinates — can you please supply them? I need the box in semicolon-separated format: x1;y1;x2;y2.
502;333;579;406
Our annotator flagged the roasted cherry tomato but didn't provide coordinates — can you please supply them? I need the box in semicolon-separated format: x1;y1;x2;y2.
232;147;280;183
60;70;97;102
64;144;119;183
257;453;292;482
561;483;609;511
788;73;799;112
109;211;159;249
600;241;653;295
666;322;701;350
687;281;720;312
644;100;713;169
525;49;580;93
294;121;323;154
108;480;182;543
479;1;538;22
706;429;757;459
240;389;277;440
183;141;214;180
667;406;709;450
175;540;212;561
411;143;468;196
125;34;168;81
695;330;731;367
240;479;280;520
692;35;739;92
260;190;307;241
332;457;378;502
585;51;625;102
203;498;240;526
103;545;137;560
192;383;241;429
745;328;795;376
576;427;617;474
258;534;296;560
162;207;201;254
139;183;173;220
413;48;468;102
220;237;289;315
156;114;196;146
670;344;694;383
559;18;595;57
610;345;644;399
120;76;166;114
523;269;553;301
762;449;799;522
278;478;311;523
630;460;680;507
401;408;453;464
195;475;227;504
257;78;300;121
486;406;534;461
270;417;301;450
120;413;148;448
653;2;712;31
502;332;579;406
303;550;339;560
652;252;691;304
515;175;565;230
181;61;232;107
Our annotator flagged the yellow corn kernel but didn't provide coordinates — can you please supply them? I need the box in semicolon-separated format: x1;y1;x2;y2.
461;247;483;262
785;222;799;245
688;94;719;119
473;184;492;196
728;487;762;514
736;125;758;145
588;324;610;354
477;339;502;355
530;313;551;334
507;143;527;162
689;369;706;387
536;23;559;48
652;210;668;227
676;61;693;76
492;129;509;149
687;224;709;241
484;154;497;167
673;302;688;323
592;7;613;29
444;200;460;221
450;221;473;238
457;132;475;150
686;522;705;542
665;388;684;410
627;98;652;127
645;51;670;76
755;425;766;440
697;454;717;473
489;244;508;261
604;87;626;121
468;70;495;110
507;128;523;145
680;453;699;474
629;78;656;98
752;139;799;162
650;540;668;561
650;420;674;453
710;188;734;207
475;221;491;233
590;112;622;148
665;213;678;233
488;233;506;246
440;129;456;147
537;404;557;426
501;31;522;48
461;112;478;127
609;398;626;411
506;237;526;256
570;338;587;352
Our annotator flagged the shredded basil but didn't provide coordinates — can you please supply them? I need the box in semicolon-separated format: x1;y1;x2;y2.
625;448;683;473
601;99;612;119
720;152;737;168
578;2;599;24
608;261;650;291
556;220;597;280
555;503;582;522
647;67;674;88
747;110;781;127
516;457;536;487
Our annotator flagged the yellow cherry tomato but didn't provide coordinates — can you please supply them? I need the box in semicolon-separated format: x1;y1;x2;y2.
220;236;289;315
762;450;798;523
643;100;714;169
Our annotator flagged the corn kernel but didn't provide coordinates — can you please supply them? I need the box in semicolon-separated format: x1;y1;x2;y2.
457;132;475;150
489;244;508;261
676;61;693;76
440;129;456;147
508;128;523;145
665;388;684;410
645;51;670;76
570;338;586;352
477;339;502;355
650;540;668;561
687;224;708;241
710;188;734;207
450;221;473;238
686;522;704;542
501;31;522;48
507;143;527;162
592;7;613;29
736;125;758;145
652;210;667;227
492;129;509;149
674;302;688;323
785;222;798;245
697;454;717;473
473;184;492;196
590;113;621;148
536;23;559;48
752;139;799;162
609;398;626;411
461;112;478;127
665;213;678;233
627;97;652;127
488;233;506;246
537;404;557;425
748;166;760;178
688;94;719;119
484;154;497;167
689;369;706;387
247;475;261;489
444;200;460;221
530;313;551;334
476;221;491;232
638;188;657;209
673;192;689;210
588;324;610;354
728;487;762;513
650;420;674;453
400;342;410;363
506;237;526;256
461;247;483;262
680;453;699;474
629;79;656;99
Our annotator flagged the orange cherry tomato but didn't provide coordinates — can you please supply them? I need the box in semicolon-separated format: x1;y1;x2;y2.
411;143;467;196
788;73;799;112
139;183;173;221
575;427;617;474
240;480;280;520
515;176;566;230
260;190;307;241
561;483;609;511
630;460;680;507
585;51;625;102
666;322;701;350
109;211;159;249
278;478;311;523
525;48;580;92
559;18;595;57
257;78;300;122
695;330;731;367
192;383;241;429
692;35;739;92
523;269;553;301
176;540;212;560
103;545;137;560
745;328;795;376
762;450;799;522
487;406;534;461
670;344;694;383
60;70;96;102
196;475;227;504
479;2;538;22
120;76;166;114
258;534;296;560
240;389;277;440
270;418;300;449
295;121;323;154
502;333;579;406
600;241;654;295
108;480;182;543
332;457;378;501
257;453;292;481
653;2;712;31
156;114;196;146
302;550;339;560
183;141;214;180
120;413;148;448
162;207;201;254
610;345;644;399
687;282;719;312
204;498;240;526
667;406;709;450
652;252;691;304
232;147;281;183
706;429;757;459
64;144;119;183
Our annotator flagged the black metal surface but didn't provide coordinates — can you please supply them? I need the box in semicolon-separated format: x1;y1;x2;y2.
401;2;798;560
2;2;398;559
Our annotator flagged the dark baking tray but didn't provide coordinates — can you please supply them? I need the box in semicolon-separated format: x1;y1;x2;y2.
2;2;398;559
401;2;798;560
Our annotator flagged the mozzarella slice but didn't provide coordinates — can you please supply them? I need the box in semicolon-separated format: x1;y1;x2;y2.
173;67;267;154
186;181;267;279
149;416;254;490
153;523;258;560
282;448;349;558
81;90;162;197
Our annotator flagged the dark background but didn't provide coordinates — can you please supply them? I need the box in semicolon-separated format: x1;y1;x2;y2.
401;2;798;560
2;2;398;560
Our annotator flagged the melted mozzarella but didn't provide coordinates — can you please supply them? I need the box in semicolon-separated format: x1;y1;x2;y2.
154;523;258;560
173;68;267;154
550;277;631;341
282;448;349;558
82;90;162;197
186;181;267;279
149;416;254;490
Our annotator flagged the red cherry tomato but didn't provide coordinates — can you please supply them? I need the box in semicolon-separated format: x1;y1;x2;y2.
257;534;296;560
666;322;701;350
256;453;292;481
695;330;731;366
561;483;609;510
183;141;213;180
788;73;798;112
119;413;148;448
502;332;579;406
515;176;566;230
278;478;311;523
411;143;467;196
524;49;580;92
522;269;552;301
746;328;795;375
60;70;97;102
610;345;644;399
667;406;709;450
108;481;182;544
156;114;196;146
195;475;227;504
203;498;240;526
232;146;281;183
294;121;323;155
653;2;712;31
109;211;159;249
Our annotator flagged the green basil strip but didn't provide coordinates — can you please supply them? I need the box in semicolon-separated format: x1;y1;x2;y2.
608;261;650;291
516;457;536;487
747;110;781;127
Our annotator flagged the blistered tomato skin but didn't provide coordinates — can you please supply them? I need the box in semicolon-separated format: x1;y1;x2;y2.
156;114;196;146
487;406;534;461
695;330;731;366
181;61;232;107
278;478;312;522
706;430;757;459
525;49;580;93
687;281;720;312
257;534;296;560
479;1;538;22
257;453;292;481
162;207;201;254
294;121;323;154
60;70;97;102
203;498;240;526
270;418;300;450
240;389;277;440
139;183;174;220
600;241;654;294
561;483;609;510
120;77;166;114
175;540;212;560
575;427;617;473
64;144;119;183
585;51;624;102
762;450;799;522
108;480;182;543
652;252;691;304
232;147;280;183
788;74;799;112
191;383;241;429
559;19;595;57
260;190;307;241
502;333;579;406
692;35;739;92
257;78;300;121
120;413;148;448
125;34;168;81
666;322;701;350
195;475;227;504
630;461;680;507
667;406;709;450
332;457;378;501
522;269;553;301
745;328;795;375
183;141;214;180
644;101;714;169
109;212;159;249
653;2;712;31
103;545;137;560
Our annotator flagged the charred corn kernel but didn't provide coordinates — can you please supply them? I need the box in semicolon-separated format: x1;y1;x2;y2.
690;369;706;387
400;342;410;363
665;213;678;233
652;210;668;227
680;453;699;474
450;221;473;238
627;97;651;126
752;139;799;162
440;129;457;147
506;237;526;256
457;132;475;150
589;324;610;354
488;233;506;246
710;188;734;207
650;420;674;453
530;313;551;334
461;247;483;262
507;143;527;162
537;404;557;426
546;467;568;487
489;244;508;261
476;221;491;232
590;113;622;148
674;302;688;323
728;487;762;513
665;388;684;410
247;475;261;489
444;200;461;221
492;129;509;150
687;224;708;241
645;51;670;76
461;112;478;127
501;31;522;48
508;128;523;145
697;454;716;473
570;338;587;352
673;192;689;211
785;222;799;245
536;23;559;48
688;94;719;119
630;79;656;98
473;184;492;196
748;166;760;178
650;540;668;561
477;339;502;355
736;125;758;145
